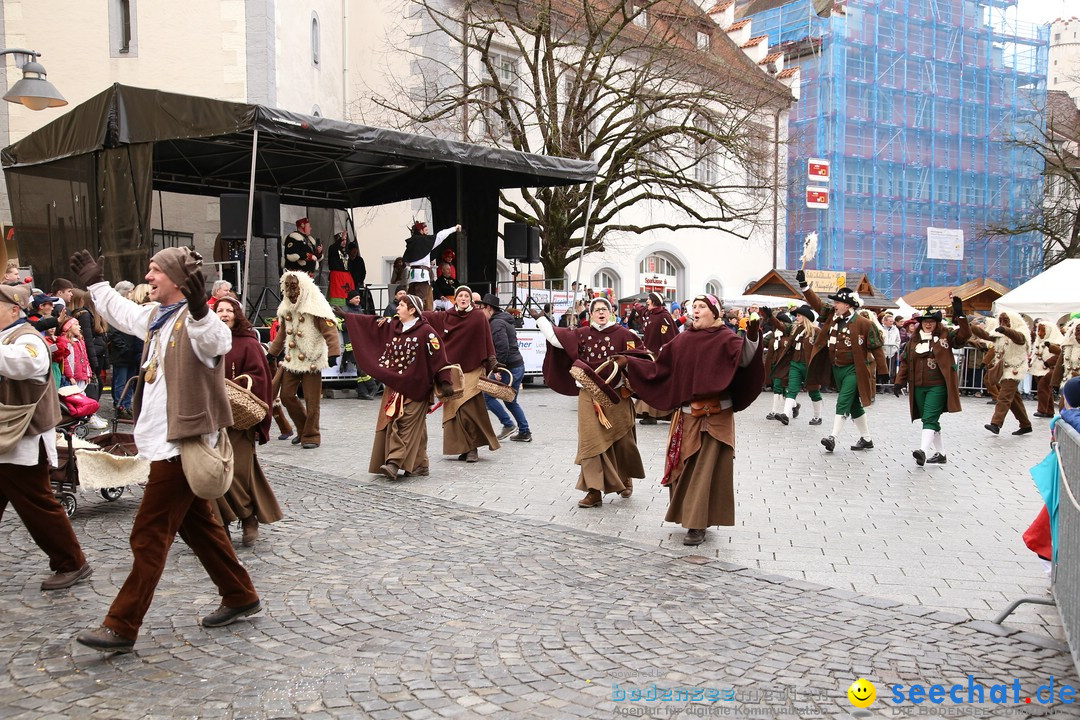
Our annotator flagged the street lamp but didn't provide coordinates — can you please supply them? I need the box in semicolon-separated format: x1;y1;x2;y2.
1;49;66;111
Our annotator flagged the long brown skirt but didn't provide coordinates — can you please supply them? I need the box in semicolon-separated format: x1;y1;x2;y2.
214;427;284;525
665;426;735;530
442;389;500;455
575;393;645;494
370;395;429;474
637;399;672;420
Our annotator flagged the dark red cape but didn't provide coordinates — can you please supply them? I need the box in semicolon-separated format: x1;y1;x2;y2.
623;325;764;412
641;307;679;354
542;323;640;397
343;314;450;402
423;309;496;373
224;331;274;443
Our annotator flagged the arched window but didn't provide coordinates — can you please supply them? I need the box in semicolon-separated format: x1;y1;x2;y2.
312;105;322;117
638;252;683;301
311;13;321;66
593;269;620;298
705;280;722;297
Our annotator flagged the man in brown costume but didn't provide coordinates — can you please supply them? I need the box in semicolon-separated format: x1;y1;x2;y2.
267;271;341;449
798;271;888;452
0;284;92;591
615;293;763;546
343;294;453;478
532;296;644;508
970;310;1032;435
1050;318;1080;412
423;286;500;462
1031;319;1063;418
72;248;260;654
638;291;679;425
892;298;971;465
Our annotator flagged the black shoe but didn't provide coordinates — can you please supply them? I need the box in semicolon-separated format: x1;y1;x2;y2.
821;436;836;452
791;403;801;419
76;625;135;654
926;453;947;464
1012;426;1033;436
913;449;926;467
683;529;707;546
457;453;468;461
291;436;302;445
775;413;789;426
809;417;823;426
201;600;262;628
510;432;533;442
356;388;374;400
984;423;1000;435
766;412;776;420
986;399;996;404
640;416;657;425
301;442;319;449
277;432;293;441
851;437;874;451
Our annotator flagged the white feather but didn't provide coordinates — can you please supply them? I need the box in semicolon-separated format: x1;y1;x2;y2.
800;232;818;264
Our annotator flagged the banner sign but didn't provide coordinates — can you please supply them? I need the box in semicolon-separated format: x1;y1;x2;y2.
926;227;964;261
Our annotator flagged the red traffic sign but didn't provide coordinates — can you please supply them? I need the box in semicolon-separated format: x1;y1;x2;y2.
806;187;829;209
808;158;830;182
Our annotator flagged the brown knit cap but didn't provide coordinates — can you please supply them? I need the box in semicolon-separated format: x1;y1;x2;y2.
0;284;31;309
150;247;202;288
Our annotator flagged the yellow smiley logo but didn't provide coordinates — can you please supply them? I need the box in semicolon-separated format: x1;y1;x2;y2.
848;678;876;708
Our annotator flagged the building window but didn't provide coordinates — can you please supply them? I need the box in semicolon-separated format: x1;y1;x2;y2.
312;105;322;117
151;229;194;257
482;52;519;140
312;13;321;66
632;6;648;27
705;280;722;297
697;31;710;49
109;0;137;57
638;252;682;301
593;269;621;297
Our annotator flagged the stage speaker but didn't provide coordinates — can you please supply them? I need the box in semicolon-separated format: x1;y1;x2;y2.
220;192;281;239
504;222;540;263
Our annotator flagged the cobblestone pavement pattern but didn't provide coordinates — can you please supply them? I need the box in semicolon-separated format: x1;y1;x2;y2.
1;390;1076;719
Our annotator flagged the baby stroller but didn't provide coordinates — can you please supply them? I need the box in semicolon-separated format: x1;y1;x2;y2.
50;387;134;518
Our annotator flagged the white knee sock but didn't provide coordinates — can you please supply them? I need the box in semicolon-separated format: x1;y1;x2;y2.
812;399;824;419
783;397;796;416
933;431;944;453
920;429;935;453
853;414;871;441
772;394;784;413
830;415;846;437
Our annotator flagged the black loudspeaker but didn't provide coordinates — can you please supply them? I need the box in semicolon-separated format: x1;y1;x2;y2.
220;192;281;239
504;222;540;263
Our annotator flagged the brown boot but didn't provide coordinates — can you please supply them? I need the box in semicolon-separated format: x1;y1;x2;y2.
619;478;633;499
465;449;479;463
577;489;602;508
241;516;259;547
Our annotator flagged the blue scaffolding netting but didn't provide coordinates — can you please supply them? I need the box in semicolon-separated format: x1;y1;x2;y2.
744;0;1049;297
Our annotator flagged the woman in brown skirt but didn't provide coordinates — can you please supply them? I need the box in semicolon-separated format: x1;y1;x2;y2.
213;297;283;546
617;294;763;546
424;286;500;462
637;291;679;425
531;297;645;508
343;294;454;478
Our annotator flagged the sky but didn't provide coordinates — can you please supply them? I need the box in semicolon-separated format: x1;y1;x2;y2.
1015;0;1075;26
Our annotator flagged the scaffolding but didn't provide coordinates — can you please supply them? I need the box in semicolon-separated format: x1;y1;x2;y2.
745;0;1049;297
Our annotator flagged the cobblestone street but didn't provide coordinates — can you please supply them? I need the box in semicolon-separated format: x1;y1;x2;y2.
2;389;1078;719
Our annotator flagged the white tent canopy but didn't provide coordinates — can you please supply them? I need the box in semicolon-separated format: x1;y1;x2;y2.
993;259;1080;320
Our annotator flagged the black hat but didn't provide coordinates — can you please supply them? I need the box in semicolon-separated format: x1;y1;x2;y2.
478;293;501;311
346;289;361;302
917;307;943;323
776;312;792;324
793;304;816;322
827;287;861;308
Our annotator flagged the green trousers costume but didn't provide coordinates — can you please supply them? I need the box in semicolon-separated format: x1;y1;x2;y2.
786;361;822;401
832;364;865;419
914;385;946;431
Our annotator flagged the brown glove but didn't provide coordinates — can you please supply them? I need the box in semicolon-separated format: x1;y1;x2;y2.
70;250;106;287
182;270;209;320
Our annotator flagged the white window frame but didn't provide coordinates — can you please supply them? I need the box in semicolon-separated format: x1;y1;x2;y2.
593;269;621;298
312;13;321;67
482;51;520;141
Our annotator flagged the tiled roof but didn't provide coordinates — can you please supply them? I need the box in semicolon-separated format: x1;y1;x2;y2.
776;67;799;79
707;0;735;12
741;35;768;47
760;51;783;64
727;19;751;31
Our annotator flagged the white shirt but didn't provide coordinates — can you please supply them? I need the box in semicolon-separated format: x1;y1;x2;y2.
0;321;57;466
882;325;901;356
406;227;457;284
91;282;231;461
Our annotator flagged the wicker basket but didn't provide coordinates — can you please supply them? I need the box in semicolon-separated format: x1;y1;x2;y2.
225;374;268;430
478;366;516;402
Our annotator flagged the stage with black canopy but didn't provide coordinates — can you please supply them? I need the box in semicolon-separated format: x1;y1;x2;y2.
2;83;596;294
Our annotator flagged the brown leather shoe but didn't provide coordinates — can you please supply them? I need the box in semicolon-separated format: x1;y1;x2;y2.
379;462;400;479
683;529;707;546
241;516;259;547
76;625;134;653
619;478;633;499
577;489;602;508
41;561;92;591
406;466;429;477
465;449;479;463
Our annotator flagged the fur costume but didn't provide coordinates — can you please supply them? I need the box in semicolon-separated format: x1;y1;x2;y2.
276;271;338;374
1058;319;1080;388
994;311;1031;379
1030;320;1064;377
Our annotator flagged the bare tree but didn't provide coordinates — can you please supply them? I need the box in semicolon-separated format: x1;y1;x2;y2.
363;0;793;282
984;89;1080;269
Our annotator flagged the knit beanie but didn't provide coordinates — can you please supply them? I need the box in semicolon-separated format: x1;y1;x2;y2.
151;247;202;288
693;293;722;319
1064;377;1080;410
